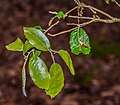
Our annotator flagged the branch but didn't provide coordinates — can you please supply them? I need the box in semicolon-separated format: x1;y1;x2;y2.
49;11;120;23
47;27;77;37
113;0;120;8
67;17;120;24
44;21;60;34
47;20;95;37
47;2;120;37
73;0;79;5
78;3;111;19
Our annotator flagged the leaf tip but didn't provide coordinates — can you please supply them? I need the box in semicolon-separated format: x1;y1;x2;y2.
5;45;9;50
22;90;27;97
105;0;109;4
72;72;75;75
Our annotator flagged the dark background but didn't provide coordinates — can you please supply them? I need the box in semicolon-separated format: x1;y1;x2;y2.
0;0;120;105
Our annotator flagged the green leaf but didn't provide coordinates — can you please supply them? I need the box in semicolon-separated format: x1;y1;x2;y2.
46;63;64;98
23;40;33;55
22;62;27;97
34;49;41;56
105;0;109;4
24;27;50;51
70;28;91;55
23;41;41;56
34;25;42;30
58;50;75;75
29;54;51;90
56;11;65;19
6;38;23;51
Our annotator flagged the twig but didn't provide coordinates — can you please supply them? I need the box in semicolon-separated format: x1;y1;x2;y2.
44;21;60;34
51;49;58;54
65;6;79;16
67;18;120;26
68;15;94;19
22;49;34;97
113;0;120;7
49;12;94;20
77;5;80;38
68;19;96;27
48;16;120;37
47;27;77;37
49;11;120;23
49;50;55;63
49;11;57;15
73;0;79;5
82;3;114;19
47;2;120;37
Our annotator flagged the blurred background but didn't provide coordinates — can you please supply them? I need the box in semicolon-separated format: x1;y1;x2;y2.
0;0;120;105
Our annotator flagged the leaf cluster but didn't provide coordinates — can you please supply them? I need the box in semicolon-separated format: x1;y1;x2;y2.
5;0;118;98
6;26;91;98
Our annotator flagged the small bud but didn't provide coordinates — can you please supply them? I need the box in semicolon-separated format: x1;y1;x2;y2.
80;41;88;48
34;25;42;30
48;19;53;26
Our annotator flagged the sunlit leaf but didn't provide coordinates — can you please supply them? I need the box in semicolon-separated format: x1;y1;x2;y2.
6;38;23;51
24;27;50;51
70;28;91;55
46;63;64;98
105;0;109;4
58;50;75;75
29;54;51;90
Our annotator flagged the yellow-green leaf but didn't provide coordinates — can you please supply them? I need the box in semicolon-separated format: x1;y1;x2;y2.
105;0;109;4
46;63;64;98
6;38;23;51
58;50;75;75
29;54;51;90
24;27;50;51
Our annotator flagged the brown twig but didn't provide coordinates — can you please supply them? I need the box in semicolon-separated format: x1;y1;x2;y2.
73;0;79;5
47;2;120;37
47;27;77;37
51;49;58;54
113;0;120;8
82;3;114;19
44;21;60;34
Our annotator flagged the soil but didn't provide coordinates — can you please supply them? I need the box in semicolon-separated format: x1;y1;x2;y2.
0;0;120;105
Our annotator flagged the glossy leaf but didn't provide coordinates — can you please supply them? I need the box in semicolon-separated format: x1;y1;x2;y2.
70;28;91;55
29;54;51;90
58;50;75;75
56;11;65;19
6;38;23;51
22;62;27;97
23;40;33;55
24;27;50;51
46;63;64;98
105;0;109;4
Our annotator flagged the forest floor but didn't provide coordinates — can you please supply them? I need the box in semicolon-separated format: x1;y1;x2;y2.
0;0;120;105
0;56;120;105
